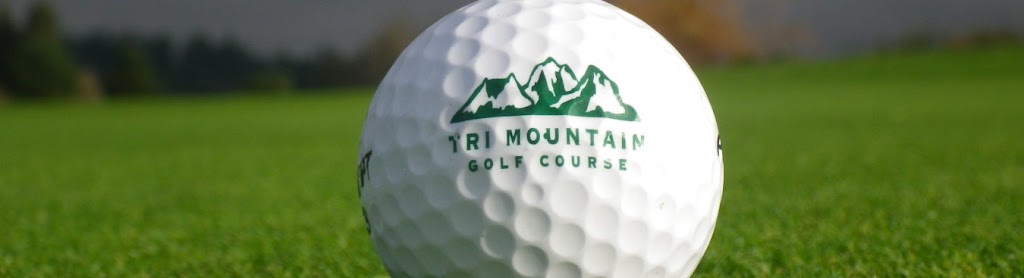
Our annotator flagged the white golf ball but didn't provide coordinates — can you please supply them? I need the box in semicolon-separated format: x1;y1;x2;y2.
357;0;723;277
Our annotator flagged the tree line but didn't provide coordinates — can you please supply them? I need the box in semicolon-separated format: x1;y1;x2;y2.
0;2;409;101
0;1;760;102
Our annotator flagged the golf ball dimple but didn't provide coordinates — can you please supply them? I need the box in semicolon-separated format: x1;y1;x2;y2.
358;0;723;277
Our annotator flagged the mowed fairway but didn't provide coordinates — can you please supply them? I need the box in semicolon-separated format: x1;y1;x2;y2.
1;48;1022;276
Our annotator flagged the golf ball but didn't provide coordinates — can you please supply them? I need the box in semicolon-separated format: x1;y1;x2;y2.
357;0;723;277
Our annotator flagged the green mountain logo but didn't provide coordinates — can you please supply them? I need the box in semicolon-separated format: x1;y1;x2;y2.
450;58;640;123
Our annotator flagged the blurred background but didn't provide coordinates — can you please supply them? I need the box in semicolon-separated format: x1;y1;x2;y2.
0;0;1021;100
1;0;1022;276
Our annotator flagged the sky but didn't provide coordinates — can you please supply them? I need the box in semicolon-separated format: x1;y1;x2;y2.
6;0;1024;58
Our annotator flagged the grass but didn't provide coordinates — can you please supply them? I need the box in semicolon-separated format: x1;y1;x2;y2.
0;47;1021;276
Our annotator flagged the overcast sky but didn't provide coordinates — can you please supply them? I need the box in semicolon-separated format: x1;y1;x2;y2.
7;0;1024;57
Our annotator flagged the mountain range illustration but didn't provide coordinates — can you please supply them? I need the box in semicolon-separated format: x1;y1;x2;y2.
450;58;640;123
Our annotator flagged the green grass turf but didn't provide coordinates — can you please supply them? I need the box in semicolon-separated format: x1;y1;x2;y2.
1;47;1021;276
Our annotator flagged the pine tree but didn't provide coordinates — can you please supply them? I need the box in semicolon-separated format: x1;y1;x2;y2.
106;42;159;96
0;2;16;93
9;1;79;98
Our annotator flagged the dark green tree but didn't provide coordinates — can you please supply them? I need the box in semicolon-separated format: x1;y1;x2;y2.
173;35;259;92
9;1;79;98
106;42;159;96
24;1;58;39
0;2;16;92
301;47;353;88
